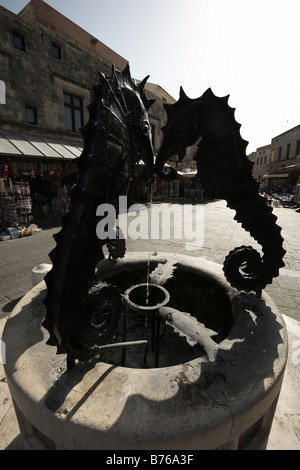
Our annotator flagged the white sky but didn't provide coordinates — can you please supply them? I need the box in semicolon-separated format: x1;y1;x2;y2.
1;0;300;153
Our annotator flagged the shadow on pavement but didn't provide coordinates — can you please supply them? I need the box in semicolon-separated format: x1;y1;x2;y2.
5;434;24;450
0;297;24;320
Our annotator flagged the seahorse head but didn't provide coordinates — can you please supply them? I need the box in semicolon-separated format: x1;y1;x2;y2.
80;64;155;185
155;88;248;197
155;87;204;180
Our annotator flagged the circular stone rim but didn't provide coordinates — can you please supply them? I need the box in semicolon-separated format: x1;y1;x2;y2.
123;282;170;312
2;252;288;450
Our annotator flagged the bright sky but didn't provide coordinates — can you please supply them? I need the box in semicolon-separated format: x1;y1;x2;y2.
1;0;300;153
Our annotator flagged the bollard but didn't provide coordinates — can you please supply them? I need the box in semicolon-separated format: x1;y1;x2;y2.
32;263;52;287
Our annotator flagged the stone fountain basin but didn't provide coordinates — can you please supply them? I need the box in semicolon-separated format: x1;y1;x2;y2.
3;252;287;450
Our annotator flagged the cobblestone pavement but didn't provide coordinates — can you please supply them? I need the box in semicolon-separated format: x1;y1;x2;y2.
0;198;299;321
125;199;300;323
0;199;299;450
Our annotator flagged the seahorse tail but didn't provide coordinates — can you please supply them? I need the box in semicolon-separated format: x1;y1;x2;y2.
223;245;262;292
42;196;106;355
223;182;286;292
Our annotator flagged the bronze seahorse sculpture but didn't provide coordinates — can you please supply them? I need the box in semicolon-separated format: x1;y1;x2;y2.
42;65;154;364
155;87;286;294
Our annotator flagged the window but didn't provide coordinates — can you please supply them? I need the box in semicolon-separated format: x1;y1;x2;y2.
278;146;282;161
286;143;291;159
64;92;83;132
13;31;26;51
264;155;267;164
52;43;61;60
271;149;275;162
296;140;300;156
0;80;5;105
25;106;37;125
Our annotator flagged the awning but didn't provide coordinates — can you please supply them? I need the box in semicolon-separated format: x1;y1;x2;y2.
0;129;83;159
279;163;300;170
263;173;289;179
177;170;197;177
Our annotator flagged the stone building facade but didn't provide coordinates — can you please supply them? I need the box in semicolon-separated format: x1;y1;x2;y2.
0;0;128;137
0;0;176;227
268;125;300;179
248;126;300;198
264;125;300;193
248;144;271;183
0;0;175;146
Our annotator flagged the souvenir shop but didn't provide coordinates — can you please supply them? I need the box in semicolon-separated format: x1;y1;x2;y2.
0;156;78;235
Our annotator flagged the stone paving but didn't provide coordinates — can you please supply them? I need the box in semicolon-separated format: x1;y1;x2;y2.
0;199;299;449
125;199;300;323
0;199;299;322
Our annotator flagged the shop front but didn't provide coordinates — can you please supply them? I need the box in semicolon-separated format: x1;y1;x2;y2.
0;130;81;237
262;173;290;194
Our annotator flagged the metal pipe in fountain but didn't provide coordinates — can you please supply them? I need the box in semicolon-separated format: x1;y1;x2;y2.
122;283;170;367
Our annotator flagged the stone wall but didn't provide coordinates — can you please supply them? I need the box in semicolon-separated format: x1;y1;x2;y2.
0;6;120;137
0;2;176;156
248;145;271;182
269;125;300;176
19;0;127;71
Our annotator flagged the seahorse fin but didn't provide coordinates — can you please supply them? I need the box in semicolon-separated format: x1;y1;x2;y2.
179;86;190;102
